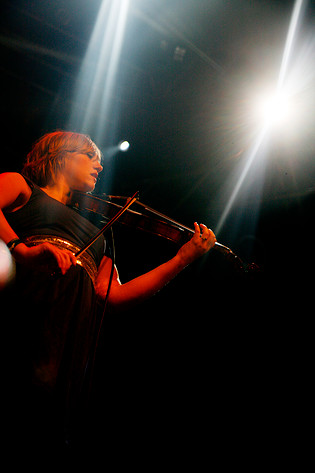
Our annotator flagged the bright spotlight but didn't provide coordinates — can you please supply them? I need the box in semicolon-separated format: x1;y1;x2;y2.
216;0;307;237
256;89;291;127
119;140;130;151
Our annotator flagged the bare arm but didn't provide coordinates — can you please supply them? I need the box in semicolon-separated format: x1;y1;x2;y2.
0;173;76;274
0;173;31;244
95;222;216;311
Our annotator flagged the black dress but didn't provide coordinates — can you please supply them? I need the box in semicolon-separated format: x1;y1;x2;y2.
3;176;106;449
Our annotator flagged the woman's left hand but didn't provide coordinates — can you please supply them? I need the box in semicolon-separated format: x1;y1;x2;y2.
176;222;216;266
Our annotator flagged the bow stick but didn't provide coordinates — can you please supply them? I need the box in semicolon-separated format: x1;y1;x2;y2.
75;191;139;258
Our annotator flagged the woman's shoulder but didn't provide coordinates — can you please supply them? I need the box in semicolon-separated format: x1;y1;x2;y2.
0;172;32;211
0;172;30;186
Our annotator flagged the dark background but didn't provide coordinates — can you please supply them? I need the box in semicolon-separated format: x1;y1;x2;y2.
1;0;313;458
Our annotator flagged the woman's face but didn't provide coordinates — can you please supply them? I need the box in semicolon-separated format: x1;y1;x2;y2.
63;152;103;192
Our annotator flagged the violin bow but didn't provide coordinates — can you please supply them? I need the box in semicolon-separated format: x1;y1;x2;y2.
75;191;139;258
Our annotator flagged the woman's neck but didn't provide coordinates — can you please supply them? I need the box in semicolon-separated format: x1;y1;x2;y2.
41;178;71;204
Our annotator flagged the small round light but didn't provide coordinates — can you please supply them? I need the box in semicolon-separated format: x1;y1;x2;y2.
119;140;130;152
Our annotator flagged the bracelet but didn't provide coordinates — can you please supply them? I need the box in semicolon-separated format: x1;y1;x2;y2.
7;238;23;253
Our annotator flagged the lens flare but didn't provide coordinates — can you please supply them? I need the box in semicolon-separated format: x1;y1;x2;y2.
256;89;291;127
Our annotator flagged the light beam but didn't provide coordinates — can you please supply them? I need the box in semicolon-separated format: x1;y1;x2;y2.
216;0;304;236
68;0;130;146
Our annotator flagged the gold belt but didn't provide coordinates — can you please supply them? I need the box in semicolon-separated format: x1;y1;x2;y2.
24;235;98;284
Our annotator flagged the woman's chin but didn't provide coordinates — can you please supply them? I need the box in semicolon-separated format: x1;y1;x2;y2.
72;182;95;194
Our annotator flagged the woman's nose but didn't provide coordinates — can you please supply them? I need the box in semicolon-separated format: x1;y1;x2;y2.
96;162;103;173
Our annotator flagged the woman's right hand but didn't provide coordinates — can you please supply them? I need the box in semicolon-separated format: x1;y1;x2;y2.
13;242;77;275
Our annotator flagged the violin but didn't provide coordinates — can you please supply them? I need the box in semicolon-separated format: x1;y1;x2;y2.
69;191;256;271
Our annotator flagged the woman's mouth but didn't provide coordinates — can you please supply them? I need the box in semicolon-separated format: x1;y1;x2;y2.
90;173;98;182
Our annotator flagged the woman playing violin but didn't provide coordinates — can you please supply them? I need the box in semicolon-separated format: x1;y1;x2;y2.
0;131;216;449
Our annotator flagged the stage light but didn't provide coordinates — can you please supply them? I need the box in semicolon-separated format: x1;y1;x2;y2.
119;140;130;151
255;89;291;128
215;0;305;236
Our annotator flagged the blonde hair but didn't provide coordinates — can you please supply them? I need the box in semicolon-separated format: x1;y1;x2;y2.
22;131;102;186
